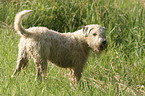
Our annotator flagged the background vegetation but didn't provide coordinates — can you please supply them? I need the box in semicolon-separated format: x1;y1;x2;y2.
0;0;144;95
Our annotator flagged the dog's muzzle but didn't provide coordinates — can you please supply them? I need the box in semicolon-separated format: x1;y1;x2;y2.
98;39;107;51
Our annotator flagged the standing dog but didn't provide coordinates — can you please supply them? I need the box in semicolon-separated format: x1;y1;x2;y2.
11;10;107;83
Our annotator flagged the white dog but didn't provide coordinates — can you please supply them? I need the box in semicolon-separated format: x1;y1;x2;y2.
11;10;107;83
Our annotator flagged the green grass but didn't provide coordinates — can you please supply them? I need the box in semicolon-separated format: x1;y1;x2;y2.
0;0;145;95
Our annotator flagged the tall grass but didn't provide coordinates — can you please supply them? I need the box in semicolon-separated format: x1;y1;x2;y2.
0;0;145;95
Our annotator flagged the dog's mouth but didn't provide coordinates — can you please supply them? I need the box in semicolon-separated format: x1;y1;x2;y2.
94;41;107;52
98;44;107;51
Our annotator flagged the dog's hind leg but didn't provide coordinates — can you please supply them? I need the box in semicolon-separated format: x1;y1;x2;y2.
11;46;29;78
34;57;47;82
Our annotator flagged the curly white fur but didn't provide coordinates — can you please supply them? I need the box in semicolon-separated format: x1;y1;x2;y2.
12;10;107;83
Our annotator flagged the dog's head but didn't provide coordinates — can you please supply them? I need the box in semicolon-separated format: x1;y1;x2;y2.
83;24;107;52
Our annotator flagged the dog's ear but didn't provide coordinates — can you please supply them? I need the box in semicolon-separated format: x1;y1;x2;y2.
83;26;94;37
83;26;89;37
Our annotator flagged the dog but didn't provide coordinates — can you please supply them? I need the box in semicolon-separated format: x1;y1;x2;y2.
11;10;107;83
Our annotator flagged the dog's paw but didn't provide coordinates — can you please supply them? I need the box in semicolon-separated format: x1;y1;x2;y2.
11;75;14;78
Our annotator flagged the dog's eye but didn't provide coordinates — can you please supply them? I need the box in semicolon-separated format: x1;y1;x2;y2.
93;33;97;36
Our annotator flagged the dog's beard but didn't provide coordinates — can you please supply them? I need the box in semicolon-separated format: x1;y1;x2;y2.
91;43;107;53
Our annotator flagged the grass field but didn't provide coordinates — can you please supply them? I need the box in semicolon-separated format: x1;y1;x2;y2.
0;0;145;95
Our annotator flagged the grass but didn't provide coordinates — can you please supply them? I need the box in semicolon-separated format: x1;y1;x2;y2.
0;0;145;95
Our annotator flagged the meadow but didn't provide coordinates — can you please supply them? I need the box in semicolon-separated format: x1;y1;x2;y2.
0;0;144;95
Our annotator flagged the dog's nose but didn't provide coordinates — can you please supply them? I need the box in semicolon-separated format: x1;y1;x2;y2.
102;40;107;45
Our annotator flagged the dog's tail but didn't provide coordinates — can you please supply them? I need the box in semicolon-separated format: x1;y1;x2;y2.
14;10;33;37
